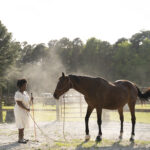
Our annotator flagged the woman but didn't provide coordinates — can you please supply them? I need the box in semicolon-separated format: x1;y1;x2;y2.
14;79;33;143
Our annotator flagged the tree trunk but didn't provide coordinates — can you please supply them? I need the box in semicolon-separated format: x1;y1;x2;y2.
0;87;3;122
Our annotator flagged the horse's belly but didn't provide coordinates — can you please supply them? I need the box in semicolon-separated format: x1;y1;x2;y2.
102;101;126;110
103;105;121;110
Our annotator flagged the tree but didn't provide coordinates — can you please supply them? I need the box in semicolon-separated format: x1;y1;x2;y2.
80;38;112;78
55;37;72;72
130;31;150;49
68;38;83;72
114;38;128;47
0;21;20;87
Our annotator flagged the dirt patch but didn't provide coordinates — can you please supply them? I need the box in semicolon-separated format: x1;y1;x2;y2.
0;121;150;150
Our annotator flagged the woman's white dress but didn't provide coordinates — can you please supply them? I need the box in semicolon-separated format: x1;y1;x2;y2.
14;91;31;129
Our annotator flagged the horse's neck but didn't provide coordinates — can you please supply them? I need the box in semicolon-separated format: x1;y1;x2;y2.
71;76;108;96
72;77;92;96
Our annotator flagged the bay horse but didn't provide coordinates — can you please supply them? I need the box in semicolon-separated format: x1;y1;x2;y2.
53;73;150;142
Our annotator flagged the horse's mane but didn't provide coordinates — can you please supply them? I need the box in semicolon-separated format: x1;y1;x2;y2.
69;74;109;84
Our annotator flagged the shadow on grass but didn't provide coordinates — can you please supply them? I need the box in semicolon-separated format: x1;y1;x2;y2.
0;142;20;150
77;140;90;147
75;140;149;150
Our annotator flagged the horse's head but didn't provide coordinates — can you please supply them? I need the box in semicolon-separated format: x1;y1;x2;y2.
53;72;72;99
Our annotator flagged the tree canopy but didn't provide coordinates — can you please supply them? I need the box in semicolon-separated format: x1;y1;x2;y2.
0;21;20;87
0;20;150;97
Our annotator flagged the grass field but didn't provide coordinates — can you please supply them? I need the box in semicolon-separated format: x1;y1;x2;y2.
37;139;150;150
1;103;150;123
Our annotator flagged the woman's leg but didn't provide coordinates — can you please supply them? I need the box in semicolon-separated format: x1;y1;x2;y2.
18;128;23;141
18;128;27;143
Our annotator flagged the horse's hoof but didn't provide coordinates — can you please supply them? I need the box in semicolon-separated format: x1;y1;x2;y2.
95;135;102;142
85;135;90;141
119;135;122;140
119;133;123;140
129;135;134;142
129;137;134;142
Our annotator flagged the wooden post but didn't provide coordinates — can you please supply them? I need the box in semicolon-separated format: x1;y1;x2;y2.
0;87;3;122
56;100;60;121
60;98;62;118
80;94;82;117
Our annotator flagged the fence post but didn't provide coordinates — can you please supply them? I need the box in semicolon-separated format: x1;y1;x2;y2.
80;94;82;117
56;100;60;121
0;87;3;122
60;98;62;118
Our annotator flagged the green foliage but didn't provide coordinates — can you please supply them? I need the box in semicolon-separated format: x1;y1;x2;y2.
0;21;21;87
1;19;150;95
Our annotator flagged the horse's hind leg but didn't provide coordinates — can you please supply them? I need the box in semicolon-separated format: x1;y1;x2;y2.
96;107;102;142
118;107;124;139
85;105;94;141
128;101;136;142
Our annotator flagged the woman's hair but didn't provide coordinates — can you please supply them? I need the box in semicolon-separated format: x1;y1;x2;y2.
17;79;27;89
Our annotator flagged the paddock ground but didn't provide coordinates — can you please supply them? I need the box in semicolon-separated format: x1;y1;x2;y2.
0;121;150;150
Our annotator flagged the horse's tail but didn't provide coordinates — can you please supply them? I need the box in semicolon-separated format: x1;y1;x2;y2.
135;86;150;101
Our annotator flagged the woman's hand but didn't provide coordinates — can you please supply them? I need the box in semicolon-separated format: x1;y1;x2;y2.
26;108;30;112
31;96;34;101
31;93;34;103
17;101;30;112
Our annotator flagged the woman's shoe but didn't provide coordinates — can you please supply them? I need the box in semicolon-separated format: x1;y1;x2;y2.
24;139;29;142
18;139;27;144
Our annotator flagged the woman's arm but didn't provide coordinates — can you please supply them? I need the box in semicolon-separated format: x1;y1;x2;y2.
16;101;30;111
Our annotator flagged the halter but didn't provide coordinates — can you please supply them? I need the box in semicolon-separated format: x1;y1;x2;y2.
55;76;73;92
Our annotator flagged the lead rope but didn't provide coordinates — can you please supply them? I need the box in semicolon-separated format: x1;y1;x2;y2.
28;112;66;143
26;96;67;143
28;113;55;141
31;93;36;141
63;95;67;141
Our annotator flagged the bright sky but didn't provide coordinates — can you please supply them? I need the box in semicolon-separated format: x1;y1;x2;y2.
0;0;150;44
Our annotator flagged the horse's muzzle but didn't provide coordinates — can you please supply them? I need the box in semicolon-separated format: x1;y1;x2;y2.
53;93;59;99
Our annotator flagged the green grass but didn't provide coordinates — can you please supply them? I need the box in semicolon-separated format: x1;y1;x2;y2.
109;111;150;124
2;103;149;110
33;111;56;122
2;106;14;109
1;103;150;123
48;139;150;150
2;103;56;109
136;104;150;109
33;103;56;109
2;103;57;122
55;139;114;147
2;111;6;122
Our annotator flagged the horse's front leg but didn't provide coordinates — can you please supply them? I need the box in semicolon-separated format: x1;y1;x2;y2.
96;107;102;142
85;105;94;141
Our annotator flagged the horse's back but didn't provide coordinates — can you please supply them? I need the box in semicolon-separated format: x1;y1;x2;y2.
98;79;138;109
114;80;136;90
114;80;138;99
81;76;138;109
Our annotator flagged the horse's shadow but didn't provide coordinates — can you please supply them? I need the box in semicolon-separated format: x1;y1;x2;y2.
77;140;90;147
75;140;147;150
75;140;102;150
0;142;20;150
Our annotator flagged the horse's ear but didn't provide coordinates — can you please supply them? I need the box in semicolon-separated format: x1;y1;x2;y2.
62;72;65;78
